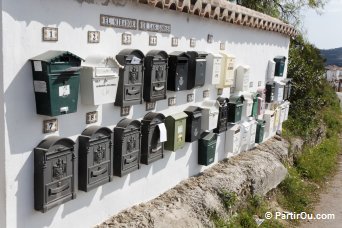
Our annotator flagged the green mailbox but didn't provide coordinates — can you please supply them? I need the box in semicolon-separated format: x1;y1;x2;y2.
164;112;188;151
228;95;245;123
255;120;266;143
30;51;83;116
274;56;286;77
251;93;259;118
198;132;217;166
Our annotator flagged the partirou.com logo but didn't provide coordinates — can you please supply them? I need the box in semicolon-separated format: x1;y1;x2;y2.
264;211;335;220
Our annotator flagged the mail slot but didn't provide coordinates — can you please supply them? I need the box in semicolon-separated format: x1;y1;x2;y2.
78;126;113;192
274;82;285;103
144;50;168;102
34;136;76;212
283;79;292;101
198;132;217;166
30;51;83;116
115;49;144;107
214;97;230;133
184;106;202;142
242;93;253;119
265;82;275;103
206;53;222;85
235;65;250;92
267;60;276;81
164;112;188;151
201;100;220;132
186;51;208;89
225;124;241;156
217;52;235;88
113;118;141;177
141;112;167;165
80;57;122;105
168;51;189;91
249;119;257;150
251;93;259;118
255;120;266;143
240;121;251;152
274;56;286;77
228;95;245;123
263;110;275;139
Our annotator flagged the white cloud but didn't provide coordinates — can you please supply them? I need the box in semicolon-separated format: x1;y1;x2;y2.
323;0;342;13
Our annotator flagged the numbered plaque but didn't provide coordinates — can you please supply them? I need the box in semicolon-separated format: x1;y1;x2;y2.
88;31;100;43
168;97;176;106
42;27;58;42
203;90;210;98
86;111;98;124
120;106;131;116
43;119;58;133
207;34;213;43
217;88;223;96
220;42;225;50
258;81;262;86
122;33;132;45
249;82;254;88
149;35;157;46
190;38;196;48
187;94;194;102
146;102;156;111
171;37;178;47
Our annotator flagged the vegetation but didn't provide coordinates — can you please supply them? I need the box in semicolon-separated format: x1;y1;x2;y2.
320;47;342;66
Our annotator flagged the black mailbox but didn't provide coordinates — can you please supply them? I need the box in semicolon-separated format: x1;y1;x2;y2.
115;49;144;107
167;51;189;91
274;56;286;77
78;126;113;192
184;106;202;142
186;51;208;89
144;50;168;102
228;95;245;123
214;97;230;133
113;118;141;177
34;136;76;212
141;112;167;165
283;79;292;100
265;82;275;103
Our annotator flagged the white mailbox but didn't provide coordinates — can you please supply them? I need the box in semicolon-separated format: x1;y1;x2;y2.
217;52;235;88
263;110;275;139
80;57;123;105
274;81;285;103
277;103;287;132
225;124;241;156
273;107;281;133
206;53;222;85
249;119;257;150
284;101;290;121
240;121;251;152
267;60;276;81
235;65;250;92
201;100;220;131
242;93;253;120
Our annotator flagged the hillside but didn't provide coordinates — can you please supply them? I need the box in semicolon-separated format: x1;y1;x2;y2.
320;47;342;66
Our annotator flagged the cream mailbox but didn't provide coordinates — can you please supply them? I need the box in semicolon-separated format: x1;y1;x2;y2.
242;93;253;119
201;100;220;132
274;81;285;103
235;65;250;92
225;124;241;156
263;110;275;139
217;52;235;88
206;53;222;85
284;101;290;121
273;107;281;133
248;119;257;150
267;60;276;81
240;121;251;152
80;57;122;105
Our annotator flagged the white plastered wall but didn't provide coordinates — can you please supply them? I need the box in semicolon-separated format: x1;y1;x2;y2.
1;0;289;227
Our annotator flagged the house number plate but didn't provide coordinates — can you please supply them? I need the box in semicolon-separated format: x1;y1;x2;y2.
149;35;157;46
187;94;194;102
42;27;58;41
171;37;178;47
190;38;196;48
43;119;58;133
220;42;225;50
122;33;132;45
203;90;210;98
86;111;98;124
168;97;176;106
121;106;131;116
146;102;156;111
88;31;100;43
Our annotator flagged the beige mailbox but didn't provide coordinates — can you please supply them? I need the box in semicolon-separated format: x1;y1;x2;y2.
206;53;222;85
217;52;235;88
235;65;250;92
201;100;220;131
225;124;241;156
263;110;275;139
273;107;280;133
284;101;290;121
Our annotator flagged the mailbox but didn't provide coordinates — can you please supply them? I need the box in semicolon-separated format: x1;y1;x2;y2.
114;49;144;107
283;79;292;100
214;97;230;133
217;52;235;88
206;53;222;85
80;57;122;105
249;119;257;149
267;60;276;81
273;107;281;133
113;118;141;177
164;112;188;151
242;93;253;119
186;51;208;89
251;93;259;118
144;50;168;102
235;65;250;92
225;124;241;156
284;101;290;121
78;126;113;192
255;120;266;143
265;82;275;103
274;82;285;103
184;106;203;142
141;112;167;165
263;110;275;139
257;88;266;116
34;136;76;212
240;121;251;152
228;95;245;123
30;51;83;116
201;100;220;132
274;56;286;77
168;51;189;91
198;132;217;166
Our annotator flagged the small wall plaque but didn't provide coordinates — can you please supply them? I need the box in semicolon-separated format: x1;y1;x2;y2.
230;87;235;93
207;34;213;43
168;97;176;106
187;94;194;102
86;111;98;124
88;31;100;43
146;102;156;111
258;81;262;86
100;14;137;30
203;90;210;98
122;33;132;45
190;38;196;48
43;119;58;133
42;27;58;42
171;37;178;47
220;42;225;50
217;88;223;95
139;20;171;34
120;106;131;116
249;82;254;88
149;35;157;46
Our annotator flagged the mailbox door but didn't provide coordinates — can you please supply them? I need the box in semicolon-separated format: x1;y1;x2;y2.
92;74;118;105
176;61;188;91
225;58;235;86
235;104;243;123
198;142;216;166
265;84;275;103
252;98;258;117
256;124;265;143
122;131;140;172
275;60;285;76
174;119;186;150
124;64;143;102
212;57;222;84
151;63;167;100
277;86;284;102
216;106;228;133
190;117;201;142
195;59;206;87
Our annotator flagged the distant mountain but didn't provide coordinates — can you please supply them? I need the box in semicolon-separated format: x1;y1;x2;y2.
320;47;342;67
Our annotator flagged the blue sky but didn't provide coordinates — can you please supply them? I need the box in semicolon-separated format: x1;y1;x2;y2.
303;0;342;49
